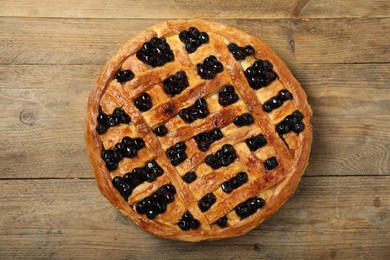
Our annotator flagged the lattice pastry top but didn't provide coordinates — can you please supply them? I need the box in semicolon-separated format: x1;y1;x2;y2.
85;19;312;242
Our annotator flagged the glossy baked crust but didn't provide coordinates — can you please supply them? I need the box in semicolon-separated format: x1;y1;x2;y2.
85;19;312;242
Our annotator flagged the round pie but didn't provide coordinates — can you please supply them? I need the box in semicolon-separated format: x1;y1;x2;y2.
85;19;312;242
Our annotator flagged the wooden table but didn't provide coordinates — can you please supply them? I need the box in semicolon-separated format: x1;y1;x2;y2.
1;1;389;259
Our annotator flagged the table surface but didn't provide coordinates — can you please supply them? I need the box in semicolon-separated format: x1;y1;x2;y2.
1;0;389;259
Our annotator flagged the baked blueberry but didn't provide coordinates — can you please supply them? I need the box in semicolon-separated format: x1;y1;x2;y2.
244;59;277;89
218;85;239;107
205;144;237;169
216;216;228;227
276;110;305;136
179;98;209;123
136;37;174;67
264;157;278;170
179;27;209;53
233;113;254;127
194;128;223;152
245;134;267;151
197;55;224;80
163;71;189;97
279;89;293;101
182;171;197;184
166;142;187;166
228;43;255;60
115;69;134;84
198;193;217;212
134;93;152;112
96;106;131;134
153;125;168;137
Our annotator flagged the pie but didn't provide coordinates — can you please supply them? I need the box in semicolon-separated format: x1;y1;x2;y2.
85;19;312;242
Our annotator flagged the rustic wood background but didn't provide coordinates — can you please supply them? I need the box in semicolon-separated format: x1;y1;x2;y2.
1;0;389;259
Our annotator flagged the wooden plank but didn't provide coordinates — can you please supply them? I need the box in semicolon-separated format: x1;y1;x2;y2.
0;64;389;178
0;17;389;65
0;0;389;19
0;177;389;258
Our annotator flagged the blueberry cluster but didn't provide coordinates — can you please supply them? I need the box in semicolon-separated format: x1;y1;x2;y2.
177;211;201;231
134;93;152;112
166;142;187;166
246;134;267;151
194;128;223;152
152;124;168;137
179;98;209;123
163;70;189;97
245;60;277;90
136;37;174;67
205;144;237;170
221;172;248;193
263;89;293;112
101;136;145;171
264;157;279;171
218;85;239;107
235;197;265;219
276;110;305;136
227;43;255;60
215;216;228;227
197;55;224;80
115;69;134;84
182;171;197;184
198;192;217;212
112;160;164;200
179;27;209;53
135;184;176;219
96;107;131;134
233;113;254;127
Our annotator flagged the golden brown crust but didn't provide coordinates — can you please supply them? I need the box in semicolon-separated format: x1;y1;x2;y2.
85;19;312;242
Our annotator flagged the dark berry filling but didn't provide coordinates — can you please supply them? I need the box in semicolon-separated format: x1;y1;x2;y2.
198;193;217;212
165;142;187;166
136;37;174;67
264;157;278;171
196;55;224;80
135;184;176;219
182;171;197;184
263;89;293;112
216;216;228;227
163;70;189;97
235;197;265;219
101;136;145;171
227;43;255;60
112;160;164;200
218;85;239;107
194;128;223;152
205;144;237;169
245;134;267;151
276;110;305;136
245;59;277;90
96;106;131;134
134;93;152;112
221;172;248;193
115;69;134;84
177;211;200;231
179;27;209;53
152;125;168;137
233;113;254;127
179;98;209;123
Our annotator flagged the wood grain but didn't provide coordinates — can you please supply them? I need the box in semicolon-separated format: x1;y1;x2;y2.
1;0;389;19
0;17;389;66
0;64;388;178
1;1;389;257
0;177;389;259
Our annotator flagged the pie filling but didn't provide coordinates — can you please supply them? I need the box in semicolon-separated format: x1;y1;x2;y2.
91;24;309;235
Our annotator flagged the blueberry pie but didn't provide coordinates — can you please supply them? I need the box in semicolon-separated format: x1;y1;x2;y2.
85;19;312;242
